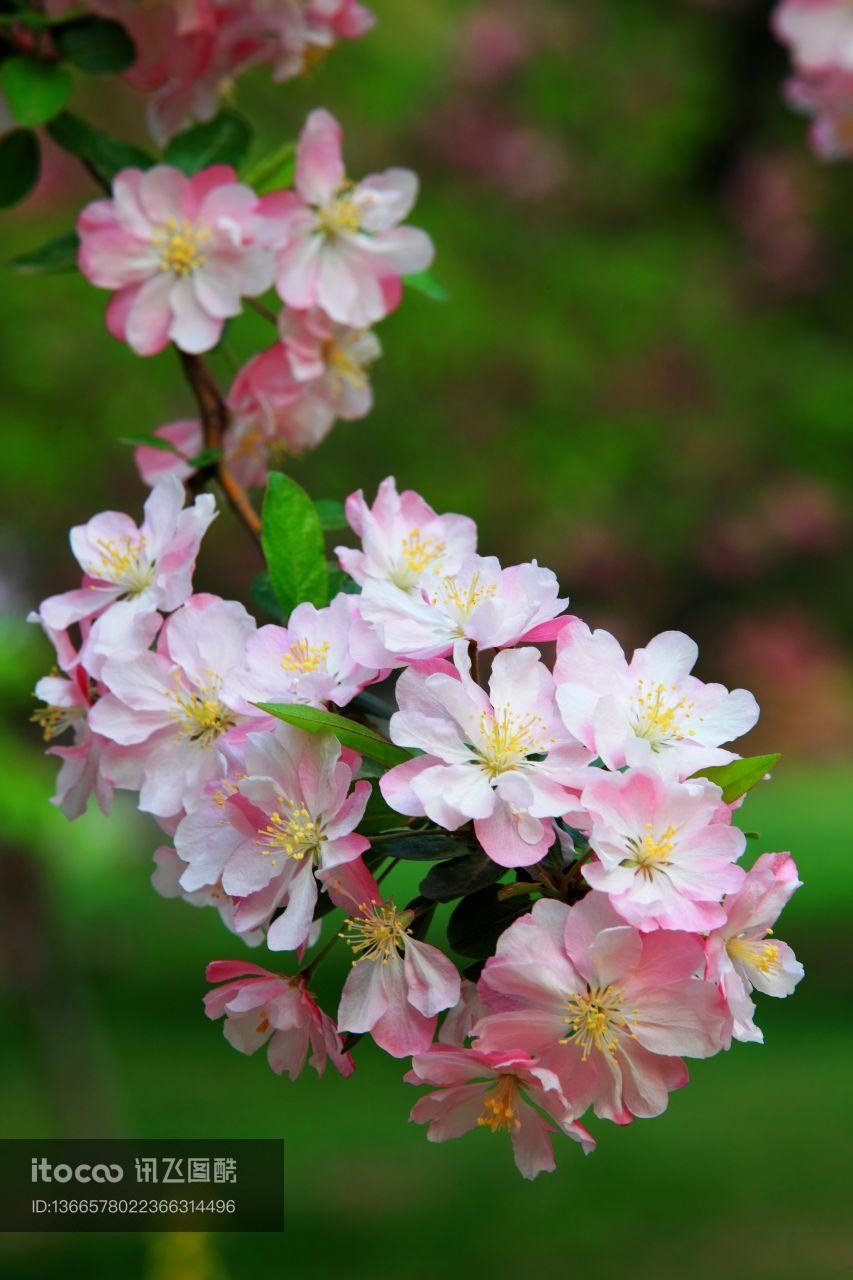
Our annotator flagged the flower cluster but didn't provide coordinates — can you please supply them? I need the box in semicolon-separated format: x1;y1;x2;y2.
49;0;375;144
773;0;853;158
77;109;432;478
33;472;804;1179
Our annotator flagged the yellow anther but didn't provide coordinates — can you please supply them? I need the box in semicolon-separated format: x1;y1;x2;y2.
316;189;362;236
257;799;323;861
632;679;698;748
280;639;330;674
153;216;210;277
475;707;546;779
477;1075;521;1133
168;677;236;747
562;985;637;1061
92;535;153;594
342;901;413;964
626;823;677;876
727;935;781;975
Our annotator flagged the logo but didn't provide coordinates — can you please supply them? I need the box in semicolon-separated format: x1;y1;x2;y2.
30;1159;123;1184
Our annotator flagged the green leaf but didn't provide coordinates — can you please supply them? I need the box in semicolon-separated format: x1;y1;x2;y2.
1;58;71;127
0;130;40;208
691;753;781;804
48;111;154;184
314;498;347;531
186;447;220;468
118;433;182;455
420;851;506;903
448;886;533;959
261;471;329;615
250;571;284;622
164;111;252;176
7;229;79;274
55;16;136;73
241;139;296;193
381;833;468;862
254;702;413;768
404;270;449;302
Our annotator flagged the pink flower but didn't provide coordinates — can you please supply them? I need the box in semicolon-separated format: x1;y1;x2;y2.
233;594;380;710
152;844;265;945
78;164;275;355
39;475;216;631
31;659;113;821
135;419;204;487
580;768;747;932
785;70;853;159
204;959;353;1079
773;0;853;75
439;979;491;1045
381;643;591;867
174;724;370;950
336;476;477;591
264;0;376;82
475;894;728;1124
705;852;804;1043
354;555;568;664
278;305;382;429
555;622;760;778
337;898;461;1057
89;593;256;818
406;1045;594;1180
269;109;434;327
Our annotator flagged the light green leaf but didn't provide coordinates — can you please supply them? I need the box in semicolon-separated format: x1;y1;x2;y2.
255;702;414;768
1;57;72;127
314;498;347;531
404;270;449;302
261;472;328;616
692;754;782;804
241;139;296;193
119;433;182;455
8;230;79;274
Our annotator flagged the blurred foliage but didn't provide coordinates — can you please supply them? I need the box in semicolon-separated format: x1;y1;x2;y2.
0;0;852;1275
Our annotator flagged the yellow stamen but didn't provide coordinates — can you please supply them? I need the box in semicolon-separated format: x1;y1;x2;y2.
477;1075;521;1133
31;703;84;741
153;216;210;277
325;333;370;390
475;707;548;779
435;570;496;624
92;535;154;594
632;679;697;747
316;188;362;236
168;676;236;747
727;935;781;975
257;800;323;861
341;901;412;964
626;822;677;877
562;985;637;1061
280;639;330;674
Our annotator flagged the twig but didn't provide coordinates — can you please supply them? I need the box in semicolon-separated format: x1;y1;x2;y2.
246;296;280;328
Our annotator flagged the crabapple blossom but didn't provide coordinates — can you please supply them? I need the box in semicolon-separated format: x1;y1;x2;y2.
785;70;853;159
135;420;204;487
32;663;113;821
77;165;275;355
233;595;380;710
89;594;257;818
336;476;477;591
278;306;382;431
39;475;216;631
439;979;491;1045
773;1;853;158
269;109;434;326
406;1045;595;1180
554;622;760;778
580;768;747;932
205;960;353;1080
705;852;804;1043
337;898;461;1056
381;643;591;867
174;725;370;950
353;555;568;664
475;894;728;1124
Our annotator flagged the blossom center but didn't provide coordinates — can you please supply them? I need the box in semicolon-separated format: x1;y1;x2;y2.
317;190;362;237
562;984;637;1061
258;799;324;862
631;679;697;749
626;822;677;876
31;702;85;741
434;570;497;626
280;639;330;674
726;935;781;975
325;334;370;389
475;707;548;779
154;217;210;277
342;901;413;963
169;680;236;747
93;535;154;594
477;1075;521;1133
389;529;446;588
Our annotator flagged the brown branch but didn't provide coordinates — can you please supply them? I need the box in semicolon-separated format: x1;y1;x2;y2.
178;350;262;542
245;296;279;327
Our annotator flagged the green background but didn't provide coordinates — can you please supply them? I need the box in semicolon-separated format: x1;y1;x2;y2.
0;0;850;1277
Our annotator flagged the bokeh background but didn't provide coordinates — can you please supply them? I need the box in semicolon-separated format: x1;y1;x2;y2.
1;0;851;1276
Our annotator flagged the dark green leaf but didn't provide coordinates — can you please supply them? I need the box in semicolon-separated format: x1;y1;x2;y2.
448;885;533;959
119;432;182;454
186;447;220;468
314;498;347;531
48;111;153;184
0;130;40;208
1;57;71;127
250;571;284;622
261;471;329;615
241;139;296;193
381;833;468;862
420;851;506;903
254;702;413;768
164;111;251;176
55;17;135;73
691;753;781;804
403;270;449;302
350;689;394;720
7;229;79;274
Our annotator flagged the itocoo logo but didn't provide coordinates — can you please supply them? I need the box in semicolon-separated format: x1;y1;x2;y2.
31;1159;123;1184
